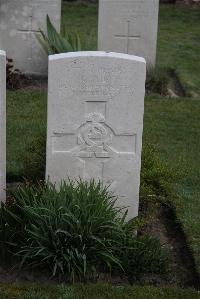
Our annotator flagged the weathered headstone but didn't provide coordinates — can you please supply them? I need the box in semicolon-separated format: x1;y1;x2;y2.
0;51;6;202
0;0;61;76
46;51;146;219
98;0;159;66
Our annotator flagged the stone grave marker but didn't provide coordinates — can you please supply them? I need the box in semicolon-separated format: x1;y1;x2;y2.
98;0;159;66
0;50;6;202
0;0;61;76
46;52;146;220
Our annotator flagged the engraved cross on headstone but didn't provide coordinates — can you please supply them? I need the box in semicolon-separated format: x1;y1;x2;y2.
17;15;40;61
115;20;141;54
52;105;136;183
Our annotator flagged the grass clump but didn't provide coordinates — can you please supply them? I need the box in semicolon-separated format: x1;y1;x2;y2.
146;67;170;96
146;66;187;97
0;180;167;282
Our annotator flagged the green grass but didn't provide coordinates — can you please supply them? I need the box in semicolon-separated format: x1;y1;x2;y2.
157;6;200;95
60;2;200;95
144;96;200;272
61;2;98;50
6;1;200;283
0;284;199;299
7;91;46;181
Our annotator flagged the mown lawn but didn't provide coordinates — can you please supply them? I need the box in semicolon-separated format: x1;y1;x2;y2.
61;2;200;95
7;91;46;181
144;96;200;272
6;1;200;295
61;2;98;50
157;5;200;95
0;284;199;299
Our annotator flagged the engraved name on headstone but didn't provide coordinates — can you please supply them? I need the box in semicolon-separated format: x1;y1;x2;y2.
46;52;146;220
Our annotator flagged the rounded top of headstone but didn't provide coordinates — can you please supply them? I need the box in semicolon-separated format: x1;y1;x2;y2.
49;51;146;64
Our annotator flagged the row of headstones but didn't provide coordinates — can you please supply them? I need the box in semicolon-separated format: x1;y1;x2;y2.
0;49;146;220
0;0;159;75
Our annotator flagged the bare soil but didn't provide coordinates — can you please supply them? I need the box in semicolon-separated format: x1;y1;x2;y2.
139;204;200;289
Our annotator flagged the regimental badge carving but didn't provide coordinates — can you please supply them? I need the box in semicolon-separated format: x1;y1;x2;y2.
53;111;136;158
77;112;114;158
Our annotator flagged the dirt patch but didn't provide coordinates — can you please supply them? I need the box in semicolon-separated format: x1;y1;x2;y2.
162;205;200;288
139;204;200;289
168;69;186;97
20;78;48;92
7;76;48;93
0;267;57;285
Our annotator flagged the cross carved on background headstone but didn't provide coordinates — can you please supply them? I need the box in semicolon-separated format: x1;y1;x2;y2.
17;15;40;61
114;20;141;53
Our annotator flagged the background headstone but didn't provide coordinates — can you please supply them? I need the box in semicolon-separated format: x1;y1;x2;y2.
98;0;159;66
0;0;61;76
46;51;146;220
0;50;6;202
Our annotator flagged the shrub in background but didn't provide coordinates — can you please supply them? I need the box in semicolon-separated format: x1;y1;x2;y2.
6;58;25;90
0;180;167;282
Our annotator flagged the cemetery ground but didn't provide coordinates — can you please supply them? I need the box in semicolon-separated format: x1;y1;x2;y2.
0;2;199;298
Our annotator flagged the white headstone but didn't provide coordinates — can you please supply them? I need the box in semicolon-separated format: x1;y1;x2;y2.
0;0;61;76
98;0;159;66
0;50;6;202
46;51;146;220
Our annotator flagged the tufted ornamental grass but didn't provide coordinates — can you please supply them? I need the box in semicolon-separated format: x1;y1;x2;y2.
0;180;167;282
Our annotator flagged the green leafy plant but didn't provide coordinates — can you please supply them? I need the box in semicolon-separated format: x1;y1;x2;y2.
0;180;167;282
1;180;126;281
37;15;82;54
